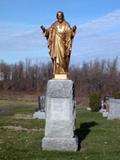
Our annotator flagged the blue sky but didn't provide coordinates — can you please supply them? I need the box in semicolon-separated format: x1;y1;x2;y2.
0;0;120;64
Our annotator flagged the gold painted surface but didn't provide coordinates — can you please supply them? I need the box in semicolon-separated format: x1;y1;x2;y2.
41;11;76;75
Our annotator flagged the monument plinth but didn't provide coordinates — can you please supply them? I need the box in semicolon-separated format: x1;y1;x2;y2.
54;74;68;80
42;80;78;151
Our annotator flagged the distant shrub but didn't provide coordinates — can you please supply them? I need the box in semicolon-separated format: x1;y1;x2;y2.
89;93;101;112
112;91;120;99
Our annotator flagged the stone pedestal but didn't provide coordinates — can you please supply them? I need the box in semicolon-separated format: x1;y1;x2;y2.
42;80;77;151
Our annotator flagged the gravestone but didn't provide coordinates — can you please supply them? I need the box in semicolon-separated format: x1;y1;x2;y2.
42;79;78;151
108;98;120;119
38;96;45;112
99;97;109;118
33;96;45;119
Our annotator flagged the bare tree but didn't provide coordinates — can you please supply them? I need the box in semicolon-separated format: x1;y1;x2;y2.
0;57;120;100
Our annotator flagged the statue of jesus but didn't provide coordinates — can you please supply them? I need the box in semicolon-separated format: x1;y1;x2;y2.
41;11;76;78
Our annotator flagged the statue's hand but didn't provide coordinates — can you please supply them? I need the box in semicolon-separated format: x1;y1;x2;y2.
73;25;77;32
40;25;46;33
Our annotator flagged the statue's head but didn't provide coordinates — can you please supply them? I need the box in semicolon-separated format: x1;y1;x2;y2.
56;11;64;23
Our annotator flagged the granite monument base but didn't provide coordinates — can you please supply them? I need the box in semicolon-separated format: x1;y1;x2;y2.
42;80;78;151
42;137;77;151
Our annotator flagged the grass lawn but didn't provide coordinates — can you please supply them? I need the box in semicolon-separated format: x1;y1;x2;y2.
0;95;120;160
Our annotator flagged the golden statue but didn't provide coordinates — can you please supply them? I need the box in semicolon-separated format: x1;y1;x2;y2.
41;11;76;79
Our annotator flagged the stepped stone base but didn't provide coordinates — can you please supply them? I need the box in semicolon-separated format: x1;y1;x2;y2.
42;80;77;151
42;137;78;151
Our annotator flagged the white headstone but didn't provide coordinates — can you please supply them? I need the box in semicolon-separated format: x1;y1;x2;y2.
108;98;120;119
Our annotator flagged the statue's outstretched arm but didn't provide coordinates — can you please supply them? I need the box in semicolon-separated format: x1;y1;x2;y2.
71;25;77;39
40;25;49;39
41;25;46;33
73;25;77;32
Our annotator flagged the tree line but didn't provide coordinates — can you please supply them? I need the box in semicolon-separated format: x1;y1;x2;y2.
0;58;120;99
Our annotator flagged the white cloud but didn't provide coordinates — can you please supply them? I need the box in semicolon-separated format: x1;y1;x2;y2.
0;23;46;52
72;9;120;63
77;9;120;36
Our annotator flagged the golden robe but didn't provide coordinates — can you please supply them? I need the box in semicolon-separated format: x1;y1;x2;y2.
44;20;75;74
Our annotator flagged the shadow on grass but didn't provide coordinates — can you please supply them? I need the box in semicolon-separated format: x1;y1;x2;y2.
75;121;98;151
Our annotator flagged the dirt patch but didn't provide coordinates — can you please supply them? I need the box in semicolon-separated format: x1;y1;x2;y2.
13;114;33;119
1;126;44;132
